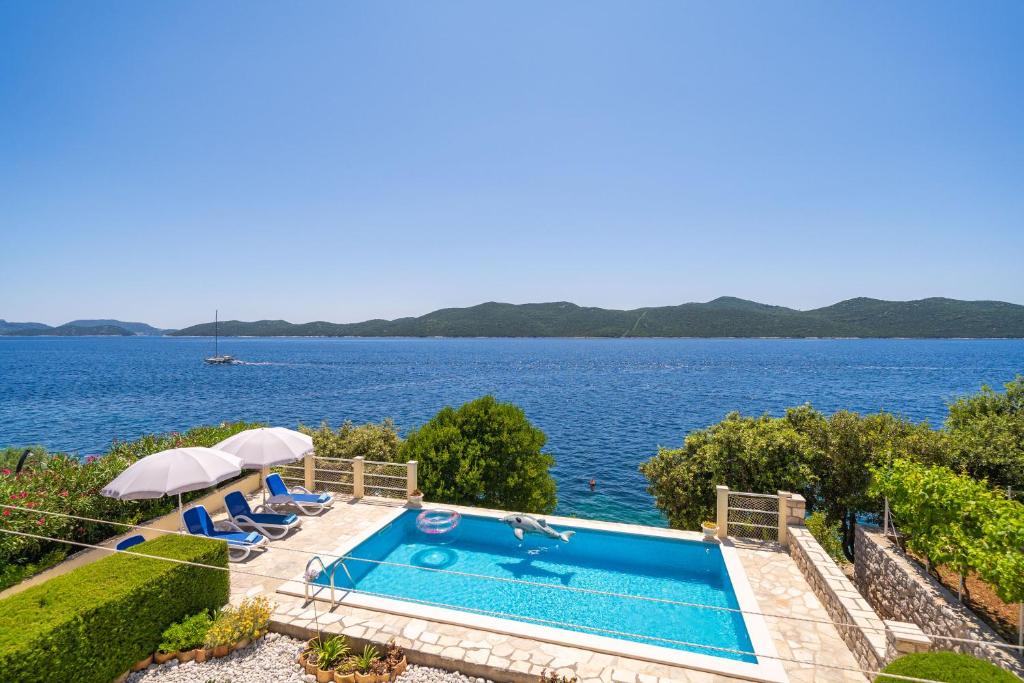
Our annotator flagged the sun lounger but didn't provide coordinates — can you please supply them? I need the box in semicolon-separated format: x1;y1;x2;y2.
224;491;301;539
183;505;268;562
264;472;334;515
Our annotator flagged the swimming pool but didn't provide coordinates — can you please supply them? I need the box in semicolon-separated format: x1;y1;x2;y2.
303;508;783;680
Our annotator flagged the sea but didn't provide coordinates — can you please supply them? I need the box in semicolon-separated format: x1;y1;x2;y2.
1;336;1022;526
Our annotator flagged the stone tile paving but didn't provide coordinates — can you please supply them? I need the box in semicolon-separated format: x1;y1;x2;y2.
219;496;867;683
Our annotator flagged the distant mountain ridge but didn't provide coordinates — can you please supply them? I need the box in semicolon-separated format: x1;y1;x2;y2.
0;319;172;336
168;297;1024;339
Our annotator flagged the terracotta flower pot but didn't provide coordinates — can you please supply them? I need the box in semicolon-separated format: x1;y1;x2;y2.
177;649;195;663
235;637;251;651
131;655;153;672
154;650;175;665
212;644;231;658
388;656;407;681
304;655;319;675
191;648;210;663
354;671;384;683
334;671;357;683
316;666;336;683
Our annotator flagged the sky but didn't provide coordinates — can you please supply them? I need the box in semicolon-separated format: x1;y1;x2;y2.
1;2;1022;329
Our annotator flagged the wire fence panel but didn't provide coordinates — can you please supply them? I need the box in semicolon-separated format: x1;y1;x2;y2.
313;458;355;495
728;493;780;541
365;461;408;499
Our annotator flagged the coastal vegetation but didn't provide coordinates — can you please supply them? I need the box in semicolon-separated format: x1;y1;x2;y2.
167;296;1024;338
877;651;1021;683
0;422;261;591
641;377;1024;561
303;397;558;514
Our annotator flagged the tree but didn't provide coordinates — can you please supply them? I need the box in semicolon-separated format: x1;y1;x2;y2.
639;411;819;531
805;410;948;560
400;396;557;514
946;376;1024;490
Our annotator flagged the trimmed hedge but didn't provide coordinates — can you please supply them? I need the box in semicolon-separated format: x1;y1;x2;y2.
0;534;229;683
877;652;1020;682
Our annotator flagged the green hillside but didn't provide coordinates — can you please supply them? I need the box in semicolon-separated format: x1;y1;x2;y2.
5;324;133;337
169;297;1024;338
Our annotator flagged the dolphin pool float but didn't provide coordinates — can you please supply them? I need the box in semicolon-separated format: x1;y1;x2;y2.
501;513;575;543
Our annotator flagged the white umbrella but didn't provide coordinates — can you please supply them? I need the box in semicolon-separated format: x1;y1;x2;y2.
101;447;243;529
213;427;313;502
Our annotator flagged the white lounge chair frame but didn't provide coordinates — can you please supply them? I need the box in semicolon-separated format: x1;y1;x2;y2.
228;502;302;540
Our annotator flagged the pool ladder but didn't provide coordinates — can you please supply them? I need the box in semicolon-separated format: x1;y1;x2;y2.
304;555;355;606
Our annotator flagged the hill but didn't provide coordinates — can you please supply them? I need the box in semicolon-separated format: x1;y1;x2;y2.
64;319;171;335
0;320;50;334
5;324;134;337
168;297;1024;338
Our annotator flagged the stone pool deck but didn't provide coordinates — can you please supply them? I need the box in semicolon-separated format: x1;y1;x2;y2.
220;496;866;683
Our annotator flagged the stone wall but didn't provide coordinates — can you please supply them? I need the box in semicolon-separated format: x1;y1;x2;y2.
787;526;888;671
854;525;1024;678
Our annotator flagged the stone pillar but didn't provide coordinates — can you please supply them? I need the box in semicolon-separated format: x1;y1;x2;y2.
885;620;932;660
352;456;365;499
777;491;791;546
787;493;807;526
407;460;418;500
716;485;729;539
303;450;314;491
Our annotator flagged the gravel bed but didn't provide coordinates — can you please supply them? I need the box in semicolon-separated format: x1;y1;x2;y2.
125;633;492;683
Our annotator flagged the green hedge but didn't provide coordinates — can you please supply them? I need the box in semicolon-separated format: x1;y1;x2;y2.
0;534;229;683
877;652;1020;682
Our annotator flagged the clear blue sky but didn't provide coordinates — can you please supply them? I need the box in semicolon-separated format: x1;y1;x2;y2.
2;2;1022;328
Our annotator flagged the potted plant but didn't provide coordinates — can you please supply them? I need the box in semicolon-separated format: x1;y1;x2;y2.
131;654;153;672
408;488;424;507
309;634;350;683
234;595;273;646
334;655;359;683
159;610;213;664
353;644;381;683
204;608;238;658
383;641;407;681
701;520;718;539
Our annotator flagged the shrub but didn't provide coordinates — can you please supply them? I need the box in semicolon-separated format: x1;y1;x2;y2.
0;534;228;683
805;512;846;564
401;396;557;514
234;595;274;639
301;420;402;461
159;610;213;653
876;651;1019;682
204;606;240;648
0;421;261;591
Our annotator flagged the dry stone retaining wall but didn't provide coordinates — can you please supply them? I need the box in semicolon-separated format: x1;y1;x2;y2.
787;526;888;672
854;525;1024;678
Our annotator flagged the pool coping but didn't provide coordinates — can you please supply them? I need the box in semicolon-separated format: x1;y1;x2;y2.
277;503;788;683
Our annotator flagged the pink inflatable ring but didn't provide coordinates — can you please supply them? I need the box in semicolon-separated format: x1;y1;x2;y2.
416;509;461;535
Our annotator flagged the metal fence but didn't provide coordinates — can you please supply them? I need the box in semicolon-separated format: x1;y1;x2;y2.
714;485;791;543
279;454;413;500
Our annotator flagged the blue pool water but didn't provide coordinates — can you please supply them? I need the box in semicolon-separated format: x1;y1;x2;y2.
318;510;756;662
2;336;1023;525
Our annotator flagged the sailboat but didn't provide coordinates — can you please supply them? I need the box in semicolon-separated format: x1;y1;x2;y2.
204;310;237;364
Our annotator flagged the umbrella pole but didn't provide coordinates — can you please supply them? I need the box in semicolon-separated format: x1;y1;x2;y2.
178;492;184;532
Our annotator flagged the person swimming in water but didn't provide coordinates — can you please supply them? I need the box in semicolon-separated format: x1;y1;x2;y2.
588;478;596;491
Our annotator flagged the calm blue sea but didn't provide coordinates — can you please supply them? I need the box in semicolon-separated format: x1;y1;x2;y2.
1;337;1022;526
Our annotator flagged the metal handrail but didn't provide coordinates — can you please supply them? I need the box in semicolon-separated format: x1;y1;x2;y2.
304;555;335;605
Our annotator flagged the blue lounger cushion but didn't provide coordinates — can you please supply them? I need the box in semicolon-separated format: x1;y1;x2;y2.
225;491;298;526
265;473;332;505
246;512;299;526
290;493;331;504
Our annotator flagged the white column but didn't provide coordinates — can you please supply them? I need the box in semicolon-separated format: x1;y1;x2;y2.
407;460;418;500
777;490;791;546
303;450;314;491
716;485;729;539
352;456;365;498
